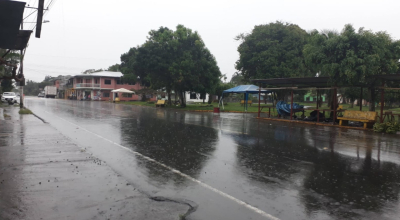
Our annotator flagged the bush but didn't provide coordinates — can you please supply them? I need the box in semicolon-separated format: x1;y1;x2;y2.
373;121;400;134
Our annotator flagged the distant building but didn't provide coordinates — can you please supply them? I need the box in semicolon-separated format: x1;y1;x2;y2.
56;71;155;101
185;92;209;103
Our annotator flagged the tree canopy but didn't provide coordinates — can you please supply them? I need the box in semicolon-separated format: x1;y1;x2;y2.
304;24;400;110
120;25;221;107
0;49;21;92
235;21;312;81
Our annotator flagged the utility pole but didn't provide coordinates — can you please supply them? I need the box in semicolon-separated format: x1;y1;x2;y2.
20;16;24;108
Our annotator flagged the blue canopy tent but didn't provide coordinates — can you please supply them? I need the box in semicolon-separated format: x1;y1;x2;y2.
219;85;270;111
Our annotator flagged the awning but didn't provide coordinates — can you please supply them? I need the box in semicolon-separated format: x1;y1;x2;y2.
222;85;269;94
111;88;135;94
0;1;27;49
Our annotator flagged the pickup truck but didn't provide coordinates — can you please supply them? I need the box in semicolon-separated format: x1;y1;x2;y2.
1;92;19;104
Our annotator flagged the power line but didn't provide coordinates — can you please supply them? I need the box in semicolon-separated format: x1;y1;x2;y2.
31;0;57;31
23;10;37;20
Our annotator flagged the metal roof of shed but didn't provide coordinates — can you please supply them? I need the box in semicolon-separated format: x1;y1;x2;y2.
252;77;333;88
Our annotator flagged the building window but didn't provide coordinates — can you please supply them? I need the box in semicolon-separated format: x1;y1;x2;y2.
122;93;132;98
190;92;197;99
95;79;98;84
103;92;110;97
116;78;121;84
104;79;111;85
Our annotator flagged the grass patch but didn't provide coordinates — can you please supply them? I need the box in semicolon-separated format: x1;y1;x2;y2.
3;113;10;118
19;108;33;114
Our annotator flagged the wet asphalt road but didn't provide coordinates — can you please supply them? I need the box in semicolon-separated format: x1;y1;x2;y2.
25;97;400;220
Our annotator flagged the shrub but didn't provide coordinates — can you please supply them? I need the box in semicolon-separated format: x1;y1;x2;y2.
373;121;400;134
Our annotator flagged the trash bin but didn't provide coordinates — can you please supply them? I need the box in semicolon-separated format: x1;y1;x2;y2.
213;107;220;113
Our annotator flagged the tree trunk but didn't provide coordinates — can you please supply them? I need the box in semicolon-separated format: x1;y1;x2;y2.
368;87;375;111
350;99;354;108
167;89;172;106
174;90;177;104
180;91;186;107
326;90;332;108
208;94;213;104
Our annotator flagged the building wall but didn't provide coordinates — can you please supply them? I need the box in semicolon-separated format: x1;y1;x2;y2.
185;92;209;103
70;77;156;101
54;80;60;89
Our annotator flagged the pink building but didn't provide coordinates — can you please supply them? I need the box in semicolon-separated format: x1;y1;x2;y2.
69;71;154;101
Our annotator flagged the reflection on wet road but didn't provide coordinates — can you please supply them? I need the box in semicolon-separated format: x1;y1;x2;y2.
26;98;400;220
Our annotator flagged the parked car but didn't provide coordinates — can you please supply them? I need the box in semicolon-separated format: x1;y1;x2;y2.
38;92;45;97
1;92;19;104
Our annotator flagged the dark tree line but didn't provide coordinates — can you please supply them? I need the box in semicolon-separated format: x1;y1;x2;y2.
235;21;400;110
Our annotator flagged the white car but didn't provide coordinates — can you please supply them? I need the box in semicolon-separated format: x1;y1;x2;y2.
1;92;19;104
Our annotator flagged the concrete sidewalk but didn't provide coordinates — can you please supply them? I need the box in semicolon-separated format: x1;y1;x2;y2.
0;106;189;220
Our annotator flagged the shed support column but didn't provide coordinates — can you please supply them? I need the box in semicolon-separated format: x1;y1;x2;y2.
290;90;294;120
360;87;363;111
380;81;385;123
316;89;319;110
333;87;337;125
258;84;261;118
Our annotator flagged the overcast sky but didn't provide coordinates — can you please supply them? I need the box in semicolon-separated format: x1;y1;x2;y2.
21;0;400;82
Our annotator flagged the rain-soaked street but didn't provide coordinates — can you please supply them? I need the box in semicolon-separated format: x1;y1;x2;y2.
24;97;400;220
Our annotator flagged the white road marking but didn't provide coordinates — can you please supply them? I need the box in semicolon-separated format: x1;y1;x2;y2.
44;110;280;220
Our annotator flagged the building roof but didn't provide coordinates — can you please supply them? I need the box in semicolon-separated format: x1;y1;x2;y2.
74;71;123;78
252;74;400;89
252;77;333;88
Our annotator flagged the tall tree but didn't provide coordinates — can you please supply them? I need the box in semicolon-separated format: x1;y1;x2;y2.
304;24;400;111
230;72;246;86
120;25;221;107
235;21;312;100
120;47;140;85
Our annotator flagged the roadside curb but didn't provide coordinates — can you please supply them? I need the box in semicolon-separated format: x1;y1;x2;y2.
32;112;47;123
257;117;372;131
0;108;4;120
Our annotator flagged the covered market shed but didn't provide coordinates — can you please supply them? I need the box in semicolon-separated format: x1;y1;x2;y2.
219;85;270;111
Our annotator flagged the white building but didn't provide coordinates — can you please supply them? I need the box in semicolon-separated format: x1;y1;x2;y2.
185;92;209;103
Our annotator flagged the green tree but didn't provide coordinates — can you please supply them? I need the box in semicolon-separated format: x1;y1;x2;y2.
24;79;40;95
120;25;221;107
1;49;20;92
120;47;140;85
304;24;400;111
107;64;120;72
235;21;312;100
230;72;247;86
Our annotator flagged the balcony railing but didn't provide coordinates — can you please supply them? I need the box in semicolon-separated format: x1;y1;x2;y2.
75;83;100;88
